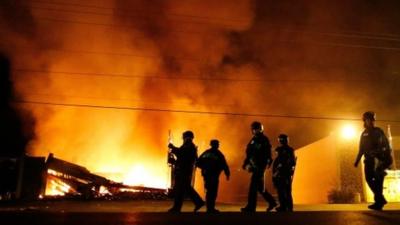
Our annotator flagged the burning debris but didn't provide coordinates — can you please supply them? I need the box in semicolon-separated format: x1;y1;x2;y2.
0;153;168;201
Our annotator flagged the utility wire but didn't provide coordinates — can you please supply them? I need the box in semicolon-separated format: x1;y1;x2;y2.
24;92;237;108
30;0;249;24
4;2;398;43
29;0;400;40
13;68;398;83
3;0;398;42
28;5;243;28
22;16;400;52
13;99;400;123
13;46;400;72
14;47;201;62
26;1;400;42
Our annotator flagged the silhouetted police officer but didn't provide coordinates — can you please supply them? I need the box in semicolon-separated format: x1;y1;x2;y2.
354;111;393;210
241;121;277;212
197;139;230;213
272;134;296;212
168;130;205;212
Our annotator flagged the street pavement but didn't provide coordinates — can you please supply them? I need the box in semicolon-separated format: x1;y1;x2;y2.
0;201;399;225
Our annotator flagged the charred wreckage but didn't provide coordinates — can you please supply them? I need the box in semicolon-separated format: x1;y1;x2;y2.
0;153;168;201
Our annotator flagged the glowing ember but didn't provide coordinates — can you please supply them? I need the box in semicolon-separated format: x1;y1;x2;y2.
99;186;110;195
45;176;74;196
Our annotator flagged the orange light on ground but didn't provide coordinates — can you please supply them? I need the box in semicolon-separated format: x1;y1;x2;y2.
341;124;357;140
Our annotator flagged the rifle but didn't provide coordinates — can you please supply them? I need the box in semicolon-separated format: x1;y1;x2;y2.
167;130;176;166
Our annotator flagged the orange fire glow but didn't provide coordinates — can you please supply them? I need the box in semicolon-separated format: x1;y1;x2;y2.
45;176;74;196
5;0;261;202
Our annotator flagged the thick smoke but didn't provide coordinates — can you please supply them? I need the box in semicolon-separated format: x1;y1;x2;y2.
0;1;38;157
1;0;400;201
0;53;35;157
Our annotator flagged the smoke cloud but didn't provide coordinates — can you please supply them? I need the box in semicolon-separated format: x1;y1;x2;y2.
1;0;399;201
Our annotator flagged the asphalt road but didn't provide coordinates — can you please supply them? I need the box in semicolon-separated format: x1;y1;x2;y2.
1;201;400;225
1;211;400;225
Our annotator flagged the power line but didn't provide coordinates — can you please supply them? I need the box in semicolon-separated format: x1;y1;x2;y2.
14;99;400;123
313;41;400;52
28;5;243;28
13;68;398;83
26;1;400;42
3;0;399;43
8;2;399;50
25;92;237;108
5;1;397;43
23;16;400;52
13;46;400;75
30;0;249;25
29;0;400;40
15;47;201;62
33;16;212;36
12;45;400;80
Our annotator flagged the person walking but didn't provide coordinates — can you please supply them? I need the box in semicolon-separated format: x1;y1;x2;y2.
197;139;230;213
354;111;393;210
272;134;296;212
241;121;277;212
168;130;205;212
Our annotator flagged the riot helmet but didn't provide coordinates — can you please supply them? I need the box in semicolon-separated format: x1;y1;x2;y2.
210;139;219;149
362;111;376;121
251;121;264;134
182;130;194;139
278;134;289;145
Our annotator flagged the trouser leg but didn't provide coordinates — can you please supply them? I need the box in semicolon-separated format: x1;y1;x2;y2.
255;170;275;206
184;175;203;206
375;163;388;204
373;172;386;204
364;160;384;204
274;177;289;210
205;176;219;211
246;172;259;210
287;179;294;211
188;186;203;206
171;174;185;210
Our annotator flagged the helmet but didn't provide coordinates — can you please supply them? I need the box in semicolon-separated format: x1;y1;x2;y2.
251;121;264;132
362;111;376;121
278;134;289;144
210;139;219;148
182;130;194;139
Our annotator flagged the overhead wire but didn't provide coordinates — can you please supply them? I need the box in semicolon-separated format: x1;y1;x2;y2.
2;1;399;43
20;15;400;52
24;0;400;42
14;99;400;123
13;68;399;83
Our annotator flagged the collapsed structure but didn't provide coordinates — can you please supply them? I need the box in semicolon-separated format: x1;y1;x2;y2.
0;153;167;201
